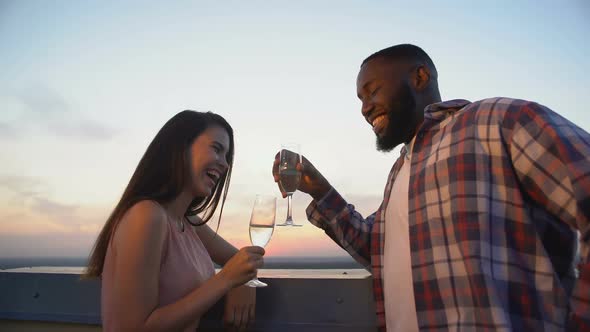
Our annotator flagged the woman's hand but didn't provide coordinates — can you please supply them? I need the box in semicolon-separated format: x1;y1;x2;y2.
218;246;265;288
223;285;256;331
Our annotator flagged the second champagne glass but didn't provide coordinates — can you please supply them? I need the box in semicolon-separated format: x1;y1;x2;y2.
276;143;302;227
245;195;276;288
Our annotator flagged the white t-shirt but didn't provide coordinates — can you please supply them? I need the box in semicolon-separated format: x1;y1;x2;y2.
382;138;419;331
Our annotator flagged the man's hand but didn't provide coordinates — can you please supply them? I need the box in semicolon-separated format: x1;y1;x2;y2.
272;152;332;201
223;285;255;331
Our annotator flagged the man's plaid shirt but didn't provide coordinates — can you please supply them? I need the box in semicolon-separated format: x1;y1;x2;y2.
307;98;590;331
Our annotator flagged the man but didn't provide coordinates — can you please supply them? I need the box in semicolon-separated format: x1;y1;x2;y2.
273;44;590;331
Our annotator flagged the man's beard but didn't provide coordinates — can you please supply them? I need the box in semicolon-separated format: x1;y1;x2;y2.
376;82;417;152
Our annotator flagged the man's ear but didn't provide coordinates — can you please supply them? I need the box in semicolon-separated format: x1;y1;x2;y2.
412;64;431;92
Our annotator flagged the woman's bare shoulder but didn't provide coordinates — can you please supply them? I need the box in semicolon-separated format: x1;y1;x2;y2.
114;200;168;245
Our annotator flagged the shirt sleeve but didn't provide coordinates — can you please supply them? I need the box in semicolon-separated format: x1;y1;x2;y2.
506;100;590;329
306;187;377;269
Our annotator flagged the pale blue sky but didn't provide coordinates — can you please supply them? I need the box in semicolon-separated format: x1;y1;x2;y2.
0;0;588;257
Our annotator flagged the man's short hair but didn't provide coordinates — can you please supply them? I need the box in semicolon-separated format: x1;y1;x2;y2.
362;44;437;77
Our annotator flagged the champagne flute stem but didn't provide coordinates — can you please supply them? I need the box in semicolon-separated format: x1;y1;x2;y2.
286;194;293;224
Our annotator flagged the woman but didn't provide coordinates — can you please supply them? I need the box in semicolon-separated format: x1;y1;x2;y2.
84;110;264;331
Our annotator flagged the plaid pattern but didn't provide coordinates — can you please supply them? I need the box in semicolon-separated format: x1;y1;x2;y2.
307;98;590;331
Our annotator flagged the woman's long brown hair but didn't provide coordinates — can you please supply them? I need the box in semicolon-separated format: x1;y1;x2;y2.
83;110;234;278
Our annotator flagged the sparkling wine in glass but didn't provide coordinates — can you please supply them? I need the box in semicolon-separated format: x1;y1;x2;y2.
245;195;276;288
276;144;302;227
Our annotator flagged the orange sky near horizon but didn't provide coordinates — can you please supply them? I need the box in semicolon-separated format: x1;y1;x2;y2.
0;187;368;258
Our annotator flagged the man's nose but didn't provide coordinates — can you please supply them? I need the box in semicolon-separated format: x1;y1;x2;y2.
361;100;374;118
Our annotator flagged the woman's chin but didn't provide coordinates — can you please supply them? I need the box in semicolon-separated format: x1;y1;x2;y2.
192;185;212;198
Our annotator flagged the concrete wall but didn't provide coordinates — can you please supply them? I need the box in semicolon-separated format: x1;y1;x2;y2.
0;269;377;331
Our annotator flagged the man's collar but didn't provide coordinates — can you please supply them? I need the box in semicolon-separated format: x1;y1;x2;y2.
403;134;416;160
425;99;471;113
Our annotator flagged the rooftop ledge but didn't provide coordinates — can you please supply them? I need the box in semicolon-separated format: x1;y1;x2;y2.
0;268;377;331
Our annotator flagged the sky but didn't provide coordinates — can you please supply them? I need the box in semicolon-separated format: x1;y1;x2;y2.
0;0;589;258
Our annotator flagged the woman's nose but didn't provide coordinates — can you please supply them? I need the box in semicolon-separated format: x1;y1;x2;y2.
219;155;229;170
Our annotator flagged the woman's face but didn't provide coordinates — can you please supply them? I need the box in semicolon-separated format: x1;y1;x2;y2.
187;125;230;197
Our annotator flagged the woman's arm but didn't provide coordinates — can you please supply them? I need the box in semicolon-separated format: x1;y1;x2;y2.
109;201;262;332
194;222;238;265
194;222;258;331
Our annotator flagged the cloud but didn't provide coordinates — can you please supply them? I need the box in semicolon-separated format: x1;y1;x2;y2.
17;83;70;114
0;199;106;257
0;122;19;139
2;83;118;141
0;213;72;235
0;232;98;258
0;175;358;259
30;196;78;221
46;120;117;140
0;175;107;238
0;175;46;203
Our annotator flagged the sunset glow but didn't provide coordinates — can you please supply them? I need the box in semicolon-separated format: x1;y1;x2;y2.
1;1;588;259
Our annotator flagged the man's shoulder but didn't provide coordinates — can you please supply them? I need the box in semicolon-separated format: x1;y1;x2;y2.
462;97;550;119
456;97;565;132
468;97;539;109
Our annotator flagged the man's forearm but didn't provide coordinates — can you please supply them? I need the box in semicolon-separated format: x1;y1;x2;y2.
309;182;332;202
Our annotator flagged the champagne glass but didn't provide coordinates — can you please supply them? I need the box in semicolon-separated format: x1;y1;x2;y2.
245;195;276;288
276;144;303;227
